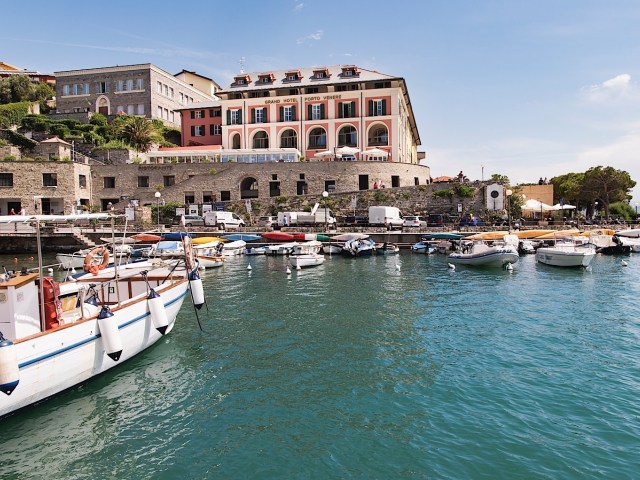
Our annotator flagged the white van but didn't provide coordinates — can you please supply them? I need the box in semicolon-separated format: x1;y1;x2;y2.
203;211;245;230
368;206;404;230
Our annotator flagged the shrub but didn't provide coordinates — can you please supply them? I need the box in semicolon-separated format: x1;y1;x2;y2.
49;124;71;139
89;113;108;126
2;155;16;161
0;102;31;128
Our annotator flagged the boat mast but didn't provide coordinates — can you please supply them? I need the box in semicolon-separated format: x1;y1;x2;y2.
35;217;46;331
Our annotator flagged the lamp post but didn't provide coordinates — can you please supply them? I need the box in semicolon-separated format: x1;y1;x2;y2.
594;201;598;220
154;191;161;230
635;203;638;222
506;189;513;233
322;191;329;232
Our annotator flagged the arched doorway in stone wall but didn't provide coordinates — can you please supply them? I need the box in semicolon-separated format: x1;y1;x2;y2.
97;96;110;116
240;177;259;199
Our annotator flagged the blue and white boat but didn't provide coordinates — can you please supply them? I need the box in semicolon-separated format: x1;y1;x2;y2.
342;238;375;257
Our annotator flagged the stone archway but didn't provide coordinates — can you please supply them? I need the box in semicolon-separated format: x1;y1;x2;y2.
97;95;110;116
240;176;259;199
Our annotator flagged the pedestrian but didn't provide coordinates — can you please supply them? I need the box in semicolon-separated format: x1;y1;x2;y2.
10;208;15;215
538;177;544;185
458;171;464;182
373;181;379;189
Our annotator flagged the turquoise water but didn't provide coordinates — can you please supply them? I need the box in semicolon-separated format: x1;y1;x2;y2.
1;252;640;479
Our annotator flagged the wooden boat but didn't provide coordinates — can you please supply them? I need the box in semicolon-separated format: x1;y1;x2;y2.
289;241;325;268
131;233;162;242
196;253;224;268
0;214;198;418
261;232;295;241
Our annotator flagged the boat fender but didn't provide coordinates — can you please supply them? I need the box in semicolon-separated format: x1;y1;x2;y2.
189;270;205;310
97;306;123;361
0;336;19;396
83;246;110;274
147;288;169;335
82;293;101;319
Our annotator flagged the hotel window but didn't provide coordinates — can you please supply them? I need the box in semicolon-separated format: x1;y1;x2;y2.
192;110;205;119
314;71;327;79
116;80;125;92
97;81;108;93
191;125;205;136
169;87;174;98
157;81;162;93
157;106;163;118
253;131;269;149
43;173;57;187
308;127;327;148
209;109;221;117
138;176;150;188
228;109;242;125
280;105;296;122
0;173;14;187
127;104;135;115
179;93;184;104
126;79;134;91
305;87;319;94
78;174;86;188
136;78;144;90
310;104;323;120
103;177;116;188
338;125;357;146
164;85;169;96
163;175;175;187
73;83;89;95
62;85;70;96
338;101;356;118
252;107;266;123
170;111;175;123
368;99;387;116
184;192;195;204
210;124;222;135
280;129;297;149
369;126;389;146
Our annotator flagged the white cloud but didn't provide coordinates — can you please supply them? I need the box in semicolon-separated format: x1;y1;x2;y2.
293;2;303;12
296;30;323;45
582;73;636;103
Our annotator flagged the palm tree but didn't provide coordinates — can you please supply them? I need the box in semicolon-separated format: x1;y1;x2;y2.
117;116;158;153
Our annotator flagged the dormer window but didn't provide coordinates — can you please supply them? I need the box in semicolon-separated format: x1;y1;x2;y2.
312;68;329;80
284;70;301;82
258;73;274;84
340;65;359;77
232;74;251;86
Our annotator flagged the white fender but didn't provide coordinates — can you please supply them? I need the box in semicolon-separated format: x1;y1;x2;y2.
147;288;169;335
190;270;205;310
97;306;123;361
0;338;19;396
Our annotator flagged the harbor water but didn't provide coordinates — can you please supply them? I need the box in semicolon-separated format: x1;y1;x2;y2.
1;252;639;479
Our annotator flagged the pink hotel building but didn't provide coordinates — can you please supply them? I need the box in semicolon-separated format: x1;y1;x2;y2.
173;65;423;165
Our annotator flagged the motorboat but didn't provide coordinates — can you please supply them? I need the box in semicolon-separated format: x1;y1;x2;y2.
535;236;596;267
245;246;268;255
375;242;400;254
411;241;437;254
0;214;199;418
266;242;298;255
147;240;185;259
289;241;325;268
448;240;519;268
518;239;538;255
194;242;225;268
590;234;631;255
342;238;375;257
322;243;343;255
221;240;246;256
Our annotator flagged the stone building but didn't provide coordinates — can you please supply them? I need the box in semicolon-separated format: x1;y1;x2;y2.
54;64;216;128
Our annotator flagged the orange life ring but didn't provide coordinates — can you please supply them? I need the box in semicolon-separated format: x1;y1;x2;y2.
83;246;110;274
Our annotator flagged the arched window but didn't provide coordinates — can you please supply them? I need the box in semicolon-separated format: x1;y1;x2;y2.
231;133;241;149
280;129;297;149
368;125;388;146
253;131;269;149
337;125;357;147
308;127;327;149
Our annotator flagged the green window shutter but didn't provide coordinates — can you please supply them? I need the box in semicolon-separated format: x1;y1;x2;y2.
251;108;256;123
190;126;195;136
190;111;195;119
238;110;242;124
350;101;356;117
368;100;373;116
279;106;284;122
262;107;267;122
291;105;296;121
320;104;325;119
308;105;312;120
381;99;387;115
226;110;231;125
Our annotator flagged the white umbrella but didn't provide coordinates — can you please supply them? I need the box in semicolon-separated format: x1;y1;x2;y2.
552;203;576;210
362;148;389;159
522;199;554;212
335;146;360;155
313;150;334;159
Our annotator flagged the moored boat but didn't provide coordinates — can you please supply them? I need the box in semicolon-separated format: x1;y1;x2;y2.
535;236;596;267
0;214;195;419
289;241;325;268
448;240;519;268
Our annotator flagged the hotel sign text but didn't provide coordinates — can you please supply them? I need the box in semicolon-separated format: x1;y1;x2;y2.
265;94;342;104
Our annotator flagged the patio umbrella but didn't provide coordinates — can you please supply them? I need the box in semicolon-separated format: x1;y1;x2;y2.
313;150;334;159
362;147;389;157
335;146;360;155
522;199;554;212
552;203;576;210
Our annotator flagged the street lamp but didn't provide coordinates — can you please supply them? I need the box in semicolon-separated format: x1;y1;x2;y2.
635;203;638;221
154;191;161;230
594;201;599;220
322;191;329;232
505;189;513;233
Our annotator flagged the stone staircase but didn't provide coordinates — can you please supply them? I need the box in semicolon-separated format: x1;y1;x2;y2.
71;228;97;248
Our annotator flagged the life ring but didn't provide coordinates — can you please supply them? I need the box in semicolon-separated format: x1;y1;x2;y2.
83;246;110;274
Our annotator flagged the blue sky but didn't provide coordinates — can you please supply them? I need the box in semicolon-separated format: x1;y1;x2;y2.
3;0;640;202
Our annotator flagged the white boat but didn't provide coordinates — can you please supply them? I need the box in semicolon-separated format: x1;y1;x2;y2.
245;246;268;255
411;241;436;254
194;242;225;268
56;244;131;269
375;242;400;254
448;241;519;268
617;236;640;252
535;237;596;267
266;242;298;255
221;240;246;256
289;241;325;268
0;214;198;418
146;240;185;259
342;238;375;257
322;243;343;255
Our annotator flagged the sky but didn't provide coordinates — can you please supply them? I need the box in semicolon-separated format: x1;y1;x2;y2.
3;0;640;203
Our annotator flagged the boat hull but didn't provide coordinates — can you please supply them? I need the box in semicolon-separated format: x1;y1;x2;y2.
536;248;596;267
290;254;325;268
1;279;188;418
448;250;519;267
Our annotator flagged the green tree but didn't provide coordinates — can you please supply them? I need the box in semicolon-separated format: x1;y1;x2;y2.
581;166;636;217
490;173;510;184
551;172;585;206
115;116;158;153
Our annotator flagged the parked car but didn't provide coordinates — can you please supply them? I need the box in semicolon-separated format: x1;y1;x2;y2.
402;215;427;228
173;214;205;227
257;216;277;228
427;214;455;227
343;215;369;226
